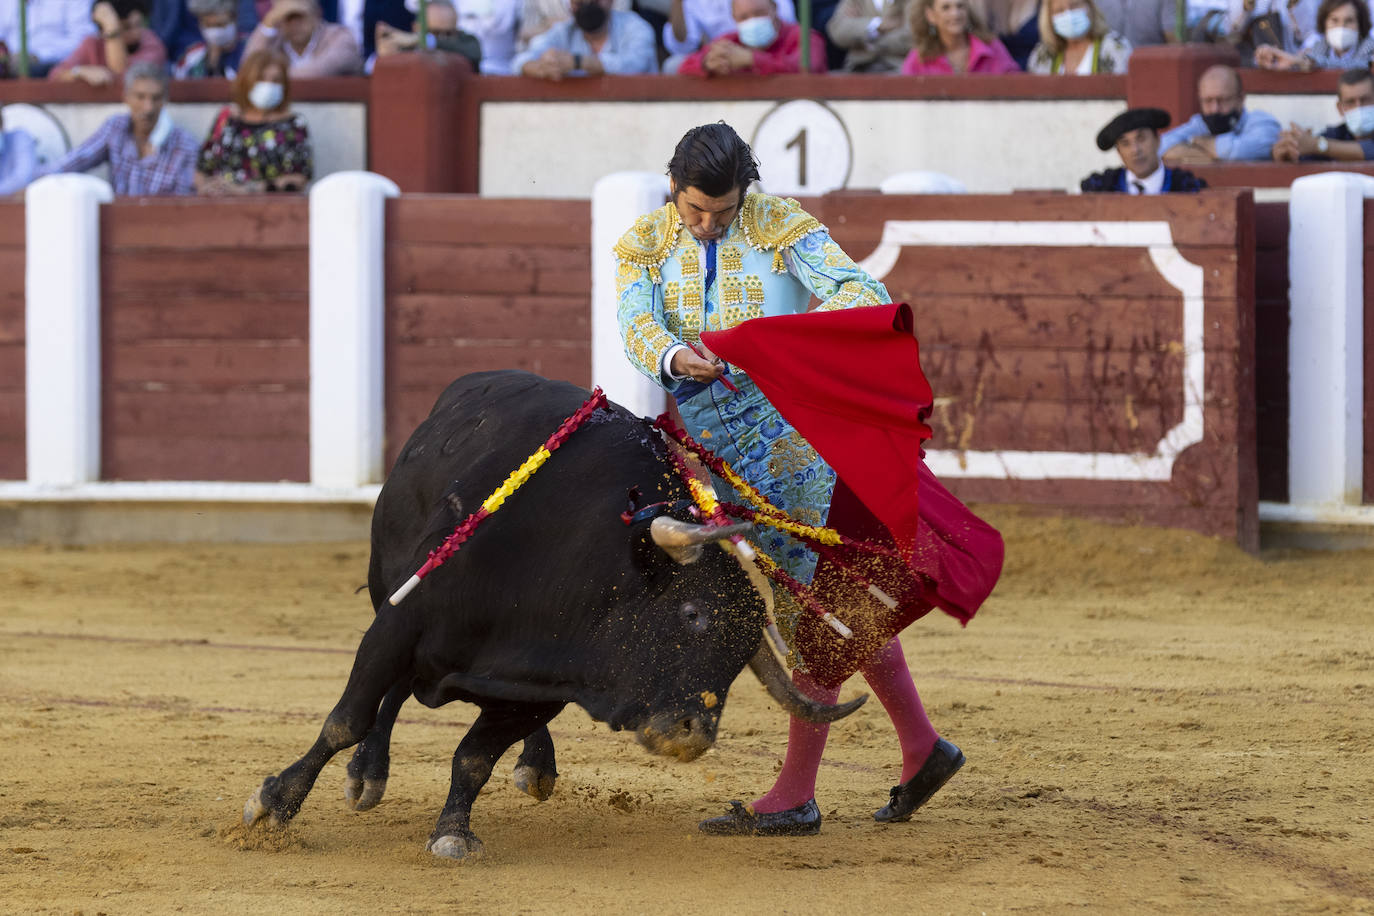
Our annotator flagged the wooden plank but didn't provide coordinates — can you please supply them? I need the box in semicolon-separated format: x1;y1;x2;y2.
0;346;23;389
878;246;1235;299
101;436;308;483
385;244;589;296
818;190;1248;249
1367;252;1374;503
924;400;1178;453
102;198;309;250
0;203;24;247
1254;201;1288;250
387;198;591;247
387;293;589;342
387;342;590;387
104;342;309;385
104;297;309;342
102;251;309;296
0;297;23;344
104;389;308;438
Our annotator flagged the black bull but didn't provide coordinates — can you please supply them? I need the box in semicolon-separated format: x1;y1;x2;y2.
243;371;864;860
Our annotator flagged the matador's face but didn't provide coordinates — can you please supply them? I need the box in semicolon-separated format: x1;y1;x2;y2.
671;181;742;242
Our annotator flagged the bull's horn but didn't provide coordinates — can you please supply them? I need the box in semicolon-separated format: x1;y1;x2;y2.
747;639;867;723
649;517;753;566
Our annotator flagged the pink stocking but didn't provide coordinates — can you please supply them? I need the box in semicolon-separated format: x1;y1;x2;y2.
750;669;839;813
859;637;939;783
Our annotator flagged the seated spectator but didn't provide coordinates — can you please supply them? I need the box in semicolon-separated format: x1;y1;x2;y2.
1027;0;1128;72
453;0;520;73
370;0;481;71
44;61;196;195
0;108;41;196
50;0;169;85
0;0;97;77
1081;107;1207;193
520;0;633;53
661;0;798;72
1160;64;1281;164
196;49;311;193
243;0;362;75
826;0;912;72
175;0;251;76
900;0;1018;73
976;0;1039;68
1093;0;1165;48
512;0;656;77
1164;0;1229;41
1273;67;1374;160
1255;0;1373;69
1226;0;1319;64
679;0;826;74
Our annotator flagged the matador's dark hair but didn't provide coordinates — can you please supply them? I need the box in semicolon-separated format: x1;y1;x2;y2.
666;122;760;199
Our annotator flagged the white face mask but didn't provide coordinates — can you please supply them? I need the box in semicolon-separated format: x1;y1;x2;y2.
1052;7;1092;40
1344;103;1374;136
147;109;172;148
1327;25;1359;52
248;80;285;111
736;15;778;48
201;23;238;48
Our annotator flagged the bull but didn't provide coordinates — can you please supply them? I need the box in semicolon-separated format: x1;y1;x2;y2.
243;371;864;860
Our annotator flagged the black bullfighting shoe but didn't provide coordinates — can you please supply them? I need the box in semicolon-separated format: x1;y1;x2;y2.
698;799;822;836
873;737;965;823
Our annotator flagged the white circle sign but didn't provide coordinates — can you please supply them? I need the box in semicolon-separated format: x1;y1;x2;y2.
751;100;852;197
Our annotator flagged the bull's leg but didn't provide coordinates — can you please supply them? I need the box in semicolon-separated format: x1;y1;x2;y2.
428;701;564;861
244;612;417;828
512;726;558;801
344;678;411;812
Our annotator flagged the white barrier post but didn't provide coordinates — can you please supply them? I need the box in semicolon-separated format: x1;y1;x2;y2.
591;172;669;418
878;172;968;194
309;171;400;489
25;174;113;487
1287;173;1374;508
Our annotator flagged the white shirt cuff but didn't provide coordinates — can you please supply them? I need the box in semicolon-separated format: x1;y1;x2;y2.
662;344;688;380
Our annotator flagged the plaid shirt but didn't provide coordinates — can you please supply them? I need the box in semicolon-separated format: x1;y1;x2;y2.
50;113;197;196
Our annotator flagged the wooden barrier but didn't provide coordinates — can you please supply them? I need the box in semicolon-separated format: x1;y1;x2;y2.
0;202;22;480
804;190;1259;546
1366;204;1374;505
382;196;591;471
1254;201;1289;503
98;198;310;482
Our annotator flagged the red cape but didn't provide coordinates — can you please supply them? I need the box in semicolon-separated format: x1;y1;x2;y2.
702;304;1005;688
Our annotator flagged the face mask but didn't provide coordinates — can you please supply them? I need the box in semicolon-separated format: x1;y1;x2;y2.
573;2;608;31
248;80;285;111
147;109;172;148
1327;26;1359;52
1344;104;1374;136
737;15;778;48
1051;7;1092;39
1202;110;1241;135
201;23;238;48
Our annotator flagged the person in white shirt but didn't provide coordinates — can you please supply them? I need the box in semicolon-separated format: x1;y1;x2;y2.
0;0;96;76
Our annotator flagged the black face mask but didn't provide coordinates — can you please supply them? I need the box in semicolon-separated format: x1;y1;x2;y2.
1202;110;1241;135
573;2;607;31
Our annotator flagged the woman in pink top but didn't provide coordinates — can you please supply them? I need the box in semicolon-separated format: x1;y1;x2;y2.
900;0;1019;73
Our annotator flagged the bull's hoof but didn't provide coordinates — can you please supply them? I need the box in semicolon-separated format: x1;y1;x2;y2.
243;783;284;828
428;832;485;862
513;764;556;801
344;775;388;812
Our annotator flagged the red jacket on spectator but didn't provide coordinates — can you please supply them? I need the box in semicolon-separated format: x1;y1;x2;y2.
679;22;828;76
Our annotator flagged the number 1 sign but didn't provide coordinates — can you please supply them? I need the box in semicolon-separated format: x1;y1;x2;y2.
751;100;853;197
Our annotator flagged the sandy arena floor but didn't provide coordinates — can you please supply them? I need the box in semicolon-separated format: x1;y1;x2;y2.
1;511;1372;915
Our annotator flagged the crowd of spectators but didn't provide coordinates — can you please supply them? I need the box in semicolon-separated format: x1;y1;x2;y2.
3;0;1374;197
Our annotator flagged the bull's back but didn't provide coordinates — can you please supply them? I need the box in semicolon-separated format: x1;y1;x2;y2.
367;371;665;607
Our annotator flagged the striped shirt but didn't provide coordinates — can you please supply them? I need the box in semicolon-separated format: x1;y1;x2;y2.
48;113;197;196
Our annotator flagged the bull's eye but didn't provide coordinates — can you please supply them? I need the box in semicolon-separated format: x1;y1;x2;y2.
679;601;708;633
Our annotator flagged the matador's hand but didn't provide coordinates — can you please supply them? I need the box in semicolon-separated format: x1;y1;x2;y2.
671;345;725;383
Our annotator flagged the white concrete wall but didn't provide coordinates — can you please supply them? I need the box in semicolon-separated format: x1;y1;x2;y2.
480;95;1339;198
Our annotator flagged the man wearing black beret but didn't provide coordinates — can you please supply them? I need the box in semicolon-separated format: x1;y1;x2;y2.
1081;107;1208;194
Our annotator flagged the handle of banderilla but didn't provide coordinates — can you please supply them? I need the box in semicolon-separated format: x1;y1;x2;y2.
388;556;439;606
